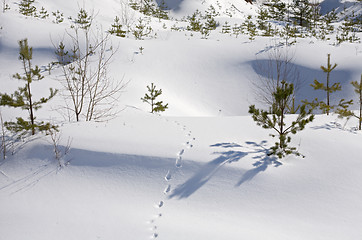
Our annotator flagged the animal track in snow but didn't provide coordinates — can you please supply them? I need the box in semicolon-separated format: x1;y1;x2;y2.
147;119;197;240
175;156;182;168
178;149;184;156
164;184;171;194
156;201;164;208
164;171;172;181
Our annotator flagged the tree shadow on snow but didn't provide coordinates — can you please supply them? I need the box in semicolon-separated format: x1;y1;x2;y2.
155;0;184;11
235;141;281;187
311;121;358;134
169;141;281;199
249;59;353;109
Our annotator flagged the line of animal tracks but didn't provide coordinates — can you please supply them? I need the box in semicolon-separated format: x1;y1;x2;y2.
148;119;196;239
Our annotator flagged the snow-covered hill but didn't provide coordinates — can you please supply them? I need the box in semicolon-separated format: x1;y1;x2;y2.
1;0;362;239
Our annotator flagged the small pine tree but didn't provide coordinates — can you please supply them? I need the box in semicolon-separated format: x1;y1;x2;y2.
74;8;92;30
291;0;312;27
109;16;126;37
221;21;231;34
129;0;140;10
310;54;340;115
336;15;361;44
205;15;217;31
155;0;169;20
0;39;58;135
352;74;362;130
249;81;314;159
141;83;168;113
232;24;242;38
38;7;49;19
205;5;219;18
133;18;152;40
187;10;203;32
243;15;257;41
337;74;362;130
257;8;269;31
267;0;286;21
54;41;71;65
19;0;36;16
52;10;64;24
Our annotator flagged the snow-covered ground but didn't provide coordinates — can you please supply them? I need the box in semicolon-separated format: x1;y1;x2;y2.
1;0;362;239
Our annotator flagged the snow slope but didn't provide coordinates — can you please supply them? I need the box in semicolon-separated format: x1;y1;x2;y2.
1;0;362;239
1;109;362;240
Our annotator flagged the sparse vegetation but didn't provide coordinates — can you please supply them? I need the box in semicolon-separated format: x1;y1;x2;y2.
141;83;168;113
249;81;314;159
0;39;58;135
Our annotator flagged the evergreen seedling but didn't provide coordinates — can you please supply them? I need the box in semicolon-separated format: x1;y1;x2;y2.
141;83;168;113
267;0;286;21
221;21;231;34
291;0;312;27
38;7;49;19
249;81;314;159
52;10;64;24
352;74;362;130
187;10;203;32
109;16;126;37
74;8;92;30
310;54;340;115
0;39;58;135
19;0;36;16
133;18;152;40
336;74;362;130
205;15;217;31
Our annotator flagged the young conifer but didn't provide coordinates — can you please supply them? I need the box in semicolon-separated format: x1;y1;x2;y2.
352;74;362;130
74;8;92;30
38;7;49;19
19;0;36;16
109;16;126;37
187;10;203;32
141;83;168;113
310;54;340;115
337;74;362;130
221;21;231;34
351;74;362;130
133;18;152;40
249;81;314;159
0;39;57;135
268;0;286;21
291;0;312;27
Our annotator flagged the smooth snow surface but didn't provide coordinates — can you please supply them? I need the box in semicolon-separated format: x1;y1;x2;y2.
1;0;362;239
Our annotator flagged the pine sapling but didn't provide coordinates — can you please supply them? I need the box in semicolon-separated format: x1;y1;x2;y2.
108;16;126;37
141;83;168;113
352;74;362;130
310;54;340;115
0;39;58;135
337;74;362;130
249;81;314;159
19;0;36;16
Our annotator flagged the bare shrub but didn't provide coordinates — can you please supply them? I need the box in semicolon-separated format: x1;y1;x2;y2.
253;47;302;113
55;8;127;122
48;128;72;168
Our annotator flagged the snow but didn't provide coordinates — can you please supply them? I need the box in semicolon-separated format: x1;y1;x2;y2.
1;0;362;239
